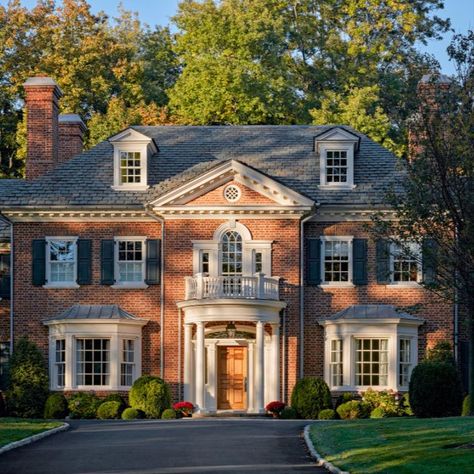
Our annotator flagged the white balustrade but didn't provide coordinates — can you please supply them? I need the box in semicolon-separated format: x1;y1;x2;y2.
184;273;279;300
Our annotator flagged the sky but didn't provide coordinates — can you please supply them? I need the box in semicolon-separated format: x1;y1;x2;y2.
10;0;474;75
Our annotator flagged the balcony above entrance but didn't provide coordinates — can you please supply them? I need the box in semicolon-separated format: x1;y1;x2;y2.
184;273;280;301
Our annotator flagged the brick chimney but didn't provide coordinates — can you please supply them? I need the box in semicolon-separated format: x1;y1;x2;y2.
58;114;86;164
23;77;62;180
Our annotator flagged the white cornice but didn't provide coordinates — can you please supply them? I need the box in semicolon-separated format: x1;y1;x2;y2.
3;210;155;223
149;160;315;208
311;207;396;222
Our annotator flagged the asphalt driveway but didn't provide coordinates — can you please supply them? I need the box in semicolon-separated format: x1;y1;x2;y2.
1;418;326;473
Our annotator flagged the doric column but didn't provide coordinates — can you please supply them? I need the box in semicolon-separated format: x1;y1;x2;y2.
195;322;206;412
183;323;193;402
255;321;265;413
247;342;255;412
271;324;280;401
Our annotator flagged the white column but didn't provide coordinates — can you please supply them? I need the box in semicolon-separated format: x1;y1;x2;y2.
248;342;255;412
255;321;265;413
183;323;193;402
195;322;206;412
207;341;218;412
271;324;280;401
65;334;74;389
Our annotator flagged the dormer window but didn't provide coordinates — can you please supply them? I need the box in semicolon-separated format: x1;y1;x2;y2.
109;128;158;191
315;127;360;190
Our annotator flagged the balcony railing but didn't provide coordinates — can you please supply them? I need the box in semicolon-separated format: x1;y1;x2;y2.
184;273;280;301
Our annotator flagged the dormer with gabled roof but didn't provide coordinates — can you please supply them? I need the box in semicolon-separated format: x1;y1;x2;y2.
109;127;158;191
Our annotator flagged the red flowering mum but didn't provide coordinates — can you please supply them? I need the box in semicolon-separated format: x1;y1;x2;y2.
173;401;194;413
265;401;286;414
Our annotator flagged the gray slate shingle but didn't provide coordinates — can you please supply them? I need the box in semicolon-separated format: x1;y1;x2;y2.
0;125;405;209
321;304;424;322
45;304;141;321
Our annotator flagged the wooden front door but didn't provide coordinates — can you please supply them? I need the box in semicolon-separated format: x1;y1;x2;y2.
217;346;247;410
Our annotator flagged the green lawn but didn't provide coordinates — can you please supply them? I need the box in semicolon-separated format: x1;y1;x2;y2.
0;418;63;448
310;417;474;474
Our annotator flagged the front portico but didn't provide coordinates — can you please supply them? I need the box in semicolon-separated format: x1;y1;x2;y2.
178;289;285;414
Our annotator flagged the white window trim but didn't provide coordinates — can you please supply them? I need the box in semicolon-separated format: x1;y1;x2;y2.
321;320;420;392
112;142;150;191
318;143;356;189
43;236;79;289
46;320;145;391
320;236;354;287
387;242;422;287
112;236;148;289
398;336;415;389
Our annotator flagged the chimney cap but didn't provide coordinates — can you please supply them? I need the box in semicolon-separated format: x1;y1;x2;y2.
24;76;63;95
419;73;451;85
59;113;86;130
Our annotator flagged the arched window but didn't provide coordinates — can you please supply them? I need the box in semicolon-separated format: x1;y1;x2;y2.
221;231;242;276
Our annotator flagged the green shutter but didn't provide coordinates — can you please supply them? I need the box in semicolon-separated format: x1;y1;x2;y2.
32;239;46;286
0;253;10;298
77;239;92;285
101;240;115;285
306;238;321;285
376;239;391;284
353;239;368;285
145;239;161;285
422;238;438;285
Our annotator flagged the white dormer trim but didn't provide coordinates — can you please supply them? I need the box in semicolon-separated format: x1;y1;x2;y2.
109;128;157;191
315;127;359;190
148;159;314;208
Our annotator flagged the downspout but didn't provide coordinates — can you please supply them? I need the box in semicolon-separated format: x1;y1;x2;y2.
145;209;165;377
299;207;318;379
0;213;13;355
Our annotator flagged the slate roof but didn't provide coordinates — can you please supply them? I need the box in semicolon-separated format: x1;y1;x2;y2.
44;304;141;321
0;125;405;209
321;304;424;322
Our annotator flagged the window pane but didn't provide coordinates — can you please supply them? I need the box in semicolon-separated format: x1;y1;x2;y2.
49;240;76;283
120;151;142;184
355;338;389;386
121;339;135;386
117;240;144;282
326;150;348;183
76;338;110;386
324;240;350;282
221;231;243;277
330;340;343;386
392;243;420;282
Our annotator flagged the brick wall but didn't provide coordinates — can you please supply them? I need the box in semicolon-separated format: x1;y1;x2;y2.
58;121;84;164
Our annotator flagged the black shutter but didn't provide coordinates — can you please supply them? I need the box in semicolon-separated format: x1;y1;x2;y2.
145;239;161;285
422;238;438;285
101;240;115;285
77;239;92;285
32;239;46;286
353;239;368;285
376;239;391;284
306;238;321;285
0;253;10;298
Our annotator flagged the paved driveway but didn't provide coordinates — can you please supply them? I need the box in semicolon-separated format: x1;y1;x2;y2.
1;418;326;473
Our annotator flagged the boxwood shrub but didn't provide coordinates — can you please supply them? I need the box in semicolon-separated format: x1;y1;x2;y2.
409;361;463;418
462;395;471;416
44;393;69;419
68;392;102;419
103;394;127;414
129;375;171;418
290;377;332;419
97;401;122;419
279;407;298;419
336;400;370;420
121;407;144;420
318;408;336;420
161;408;177;419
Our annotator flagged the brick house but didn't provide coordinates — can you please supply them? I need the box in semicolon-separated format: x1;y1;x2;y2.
0;76;464;414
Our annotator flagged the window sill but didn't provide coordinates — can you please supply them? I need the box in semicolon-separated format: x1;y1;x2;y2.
111;185;149;192
43;283;80;289
385;282;422;289
320;282;355;288
318;184;357;190
111;283;149;290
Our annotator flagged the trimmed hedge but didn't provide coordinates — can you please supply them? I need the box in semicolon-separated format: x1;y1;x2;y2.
318;408;336;420
97;401;122;419
290;377;332;419
68;392;102;419
5;338;49;418
279;407;298;419
161;408;177;419
129;375;171;418
44;393;68;419
121;407;144;420
337;400;370;420
409;361;463;418
103;394;127;414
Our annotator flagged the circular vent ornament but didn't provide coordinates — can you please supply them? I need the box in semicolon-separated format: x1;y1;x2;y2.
224;184;241;203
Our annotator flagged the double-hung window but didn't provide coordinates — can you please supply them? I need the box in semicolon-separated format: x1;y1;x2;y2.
76;338;110;387
121;339;135;387
330;340;343;386
46;238;77;286
399;339;412;386
390;242;421;284
355;338;389;387
321;237;352;284
326;150;348;184
55;339;66;387
120;151;142;185
115;238;146;285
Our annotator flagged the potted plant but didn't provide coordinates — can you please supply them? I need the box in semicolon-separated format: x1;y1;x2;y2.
173;401;194;417
265;401;286;418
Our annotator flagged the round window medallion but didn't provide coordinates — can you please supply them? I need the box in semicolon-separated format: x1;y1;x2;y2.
224;184;241;203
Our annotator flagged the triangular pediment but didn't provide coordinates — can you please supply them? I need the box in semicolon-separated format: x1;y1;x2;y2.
149;160;314;208
314;127;360;152
108;127;158;152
